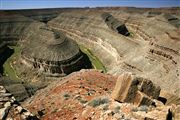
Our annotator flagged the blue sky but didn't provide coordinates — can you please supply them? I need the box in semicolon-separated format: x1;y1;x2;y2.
0;0;179;10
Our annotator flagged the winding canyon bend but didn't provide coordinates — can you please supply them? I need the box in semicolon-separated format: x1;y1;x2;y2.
0;7;180;119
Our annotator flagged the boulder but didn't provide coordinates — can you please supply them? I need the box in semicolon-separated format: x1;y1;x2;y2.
0;85;39;120
111;73;161;106
111;72;138;103
0;86;6;93
133;91;154;106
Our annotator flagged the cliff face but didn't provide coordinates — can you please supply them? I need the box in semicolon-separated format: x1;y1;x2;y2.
19;22;92;77
0;11;92;78
0;7;179;96
0;7;180;120
0;12;34;75
102;13;130;36
47;8;180;96
0;12;33;44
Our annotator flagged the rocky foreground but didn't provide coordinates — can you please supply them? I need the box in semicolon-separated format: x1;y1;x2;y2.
0;72;179;120
0;70;178;120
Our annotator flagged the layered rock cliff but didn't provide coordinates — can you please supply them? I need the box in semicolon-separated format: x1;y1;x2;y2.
0;7;180;120
19;23;92;77
47;8;180;96
0;10;92;79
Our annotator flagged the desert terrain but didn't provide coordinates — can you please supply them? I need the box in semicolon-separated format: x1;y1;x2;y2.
0;7;180;120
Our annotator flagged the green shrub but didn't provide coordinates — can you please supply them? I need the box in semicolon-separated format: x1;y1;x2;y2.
138;105;148;112
114;106;121;113
79;99;88;104
63;93;70;100
103;105;109;111
88;97;109;107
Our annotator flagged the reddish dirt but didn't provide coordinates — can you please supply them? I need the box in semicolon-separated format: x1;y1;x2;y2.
22;69;178;120
22;69;117;120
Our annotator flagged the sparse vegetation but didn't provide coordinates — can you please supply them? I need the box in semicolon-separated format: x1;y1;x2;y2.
63;93;71;100
88;97;109;107
138;105;148;112
103;105;109;111
3;46;21;80
79;99;88;104
51;108;58;113
114;106;121;113
131;107;138;112
129;32;134;37
62;104;75;111
131;106;148;112
79;45;107;73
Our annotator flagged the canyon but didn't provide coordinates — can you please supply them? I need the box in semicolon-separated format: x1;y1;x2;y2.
0;7;180;119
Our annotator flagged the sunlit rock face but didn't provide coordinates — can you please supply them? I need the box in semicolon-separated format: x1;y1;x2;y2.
48;8;180;96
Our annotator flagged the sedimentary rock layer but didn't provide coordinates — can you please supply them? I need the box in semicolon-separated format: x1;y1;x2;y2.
102;12;130;36
0;7;179;95
0;11;92;77
21;23;91;76
47;8;180;96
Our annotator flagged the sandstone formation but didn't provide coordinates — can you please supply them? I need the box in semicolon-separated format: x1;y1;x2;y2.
1;8;180;94
14;9;59;23
0;7;180;120
164;13;180;28
0;11;92;78
102;13;130;36
20;23;91;77
0;13;33;43
47;8;180;96
111;73;161;106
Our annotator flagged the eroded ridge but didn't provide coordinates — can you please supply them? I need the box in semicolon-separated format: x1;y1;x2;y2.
20;24;92;77
47;9;179;95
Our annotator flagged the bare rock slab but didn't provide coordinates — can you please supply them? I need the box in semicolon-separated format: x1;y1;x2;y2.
134;91;154;106
111;72;138;103
111;72;161;106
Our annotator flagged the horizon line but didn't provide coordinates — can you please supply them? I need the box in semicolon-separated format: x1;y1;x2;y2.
1;6;180;11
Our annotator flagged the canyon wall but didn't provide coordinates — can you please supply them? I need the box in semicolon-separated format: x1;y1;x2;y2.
0;8;179;95
48;9;180;95
0;11;92;78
